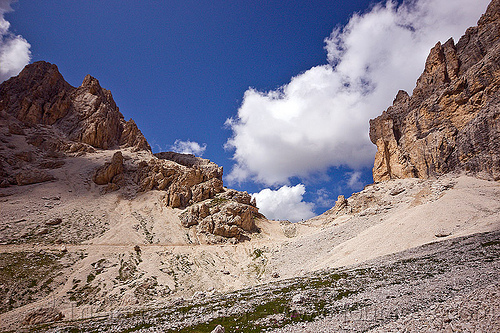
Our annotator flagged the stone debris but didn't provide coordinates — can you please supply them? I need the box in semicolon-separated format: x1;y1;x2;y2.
36;227;49;235
291;293;307;304
33;231;500;333
45;218;62;226
22;307;64;326
211;325;225;333
389;186;405;196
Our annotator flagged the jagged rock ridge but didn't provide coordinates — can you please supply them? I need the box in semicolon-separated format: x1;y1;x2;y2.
0;61;151;185
370;0;500;182
0;61;261;243
91;149;260;242
0;61;150;151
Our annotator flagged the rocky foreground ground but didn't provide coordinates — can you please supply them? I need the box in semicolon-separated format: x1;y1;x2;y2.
9;229;496;333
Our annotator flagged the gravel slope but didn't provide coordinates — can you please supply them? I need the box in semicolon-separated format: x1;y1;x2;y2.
18;229;498;333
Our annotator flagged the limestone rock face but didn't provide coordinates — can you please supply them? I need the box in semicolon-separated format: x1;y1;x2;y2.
0;61;72;126
179;189;260;243
136;152;224;208
93;151;124;185
121;119;150;152
370;0;500;182
69;75;125;149
0;61;150;186
0;61;151;152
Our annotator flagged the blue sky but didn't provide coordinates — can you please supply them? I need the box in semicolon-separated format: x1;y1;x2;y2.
0;0;489;220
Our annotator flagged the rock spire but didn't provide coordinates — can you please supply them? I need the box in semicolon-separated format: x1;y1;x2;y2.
370;0;500;182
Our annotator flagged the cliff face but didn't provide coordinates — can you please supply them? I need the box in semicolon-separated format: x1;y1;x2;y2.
370;0;500;182
0;61;150;151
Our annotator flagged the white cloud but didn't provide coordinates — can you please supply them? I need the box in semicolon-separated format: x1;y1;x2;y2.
170;139;207;156
0;0;31;83
346;171;364;191
225;0;489;186
314;188;336;208
252;184;315;222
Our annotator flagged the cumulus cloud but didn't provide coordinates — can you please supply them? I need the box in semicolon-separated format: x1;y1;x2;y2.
225;0;489;186
0;0;31;83
170;139;207;156
314;188;336;209
346;171;364;191
252;184;315;222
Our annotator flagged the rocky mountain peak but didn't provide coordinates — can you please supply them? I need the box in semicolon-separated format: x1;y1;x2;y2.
81;74;100;90
479;0;500;25
0;61;262;243
370;0;500;182
0;60;150;151
13;61;66;88
0;61;72;126
79;74;115;106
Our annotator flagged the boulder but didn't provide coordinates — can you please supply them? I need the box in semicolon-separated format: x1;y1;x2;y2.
16;169;55;185
292;293;307;304
211;325;225;333
93;151;124;185
45;218;62;226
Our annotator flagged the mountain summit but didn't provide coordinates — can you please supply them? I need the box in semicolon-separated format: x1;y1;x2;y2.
0;61;262;244
0;61;151;151
370;0;500;182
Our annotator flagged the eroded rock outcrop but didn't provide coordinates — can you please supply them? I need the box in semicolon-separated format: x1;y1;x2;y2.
89;150;260;242
0;61;151;152
324;195;350;216
93;151;124;185
370;0;500;182
180;189;260;243
22;307;64;326
135;152;224;208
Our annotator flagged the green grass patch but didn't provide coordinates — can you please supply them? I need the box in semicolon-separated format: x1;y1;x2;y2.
0;251;64;313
